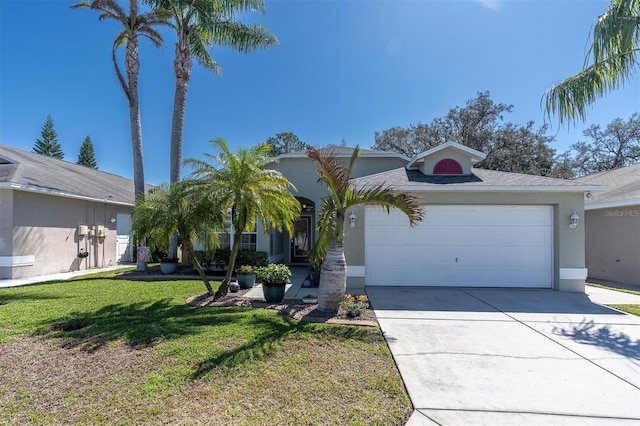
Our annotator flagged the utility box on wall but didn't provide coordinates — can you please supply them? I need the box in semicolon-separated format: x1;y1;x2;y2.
96;225;105;238
78;225;88;237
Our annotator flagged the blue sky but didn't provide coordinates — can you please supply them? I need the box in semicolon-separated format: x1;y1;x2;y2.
1;0;638;185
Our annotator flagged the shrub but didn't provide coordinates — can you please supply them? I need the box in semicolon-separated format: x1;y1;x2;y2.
255;264;291;285
193;250;268;270
340;294;369;318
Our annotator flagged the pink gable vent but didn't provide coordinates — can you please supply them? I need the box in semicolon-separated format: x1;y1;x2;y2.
433;158;463;175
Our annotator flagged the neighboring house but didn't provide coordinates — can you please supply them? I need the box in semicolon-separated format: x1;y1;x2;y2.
575;163;640;286
263;142;604;292
0;144;138;279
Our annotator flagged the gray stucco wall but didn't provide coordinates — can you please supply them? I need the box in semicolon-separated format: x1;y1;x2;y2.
6;190;132;279
0;190;13;278
265;155;408;264
345;191;587;291
585;206;640;286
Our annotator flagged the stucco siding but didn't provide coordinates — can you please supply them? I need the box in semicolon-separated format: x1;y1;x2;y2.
0;189;14;278
346;191;587;291
585;206;640;286
9;191;131;279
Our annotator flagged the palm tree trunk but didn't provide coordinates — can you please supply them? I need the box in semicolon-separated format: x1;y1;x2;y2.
317;238;346;313
126;35;145;204
216;226;243;298
183;238;214;296
168;33;192;259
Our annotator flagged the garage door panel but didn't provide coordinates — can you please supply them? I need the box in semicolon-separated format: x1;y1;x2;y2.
365;205;552;288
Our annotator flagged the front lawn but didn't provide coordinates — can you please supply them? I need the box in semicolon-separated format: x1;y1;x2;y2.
611;305;640;316
0;272;411;425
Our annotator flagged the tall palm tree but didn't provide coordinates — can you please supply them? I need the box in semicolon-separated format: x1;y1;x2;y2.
132;181;224;296
148;0;279;185
308;147;424;313
72;0;168;202
544;0;639;125
185;138;300;299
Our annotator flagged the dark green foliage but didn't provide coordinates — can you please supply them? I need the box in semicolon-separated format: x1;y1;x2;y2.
194;250;268;270
372;91;557;176
554;113;640;177
265;132;311;156
33;115;64;159
77;135;98;169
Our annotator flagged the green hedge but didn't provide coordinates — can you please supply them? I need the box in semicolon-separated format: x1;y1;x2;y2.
193;249;268;270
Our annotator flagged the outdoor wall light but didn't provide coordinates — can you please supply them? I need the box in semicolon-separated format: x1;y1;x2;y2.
349;212;357;228
569;212;580;229
110;217;116;223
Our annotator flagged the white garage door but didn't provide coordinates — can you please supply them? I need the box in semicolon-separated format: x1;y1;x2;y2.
365;205;553;288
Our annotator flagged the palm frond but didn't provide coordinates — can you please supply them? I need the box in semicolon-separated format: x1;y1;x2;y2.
211;21;278;52
544;0;640;125
346;184;424;226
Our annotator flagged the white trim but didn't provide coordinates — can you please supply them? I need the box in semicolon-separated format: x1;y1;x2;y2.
0;255;35;267
391;185;606;193
585;199;640;210
0;183;133;206
559;268;588;280
406;142;486;170
347;265;365;277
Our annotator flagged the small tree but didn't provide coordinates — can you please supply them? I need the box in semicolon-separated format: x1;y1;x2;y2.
265;132;311;156
308;146;424;312
77;135;98;169
132;181;223;296
186;138;300;299
34;115;64;159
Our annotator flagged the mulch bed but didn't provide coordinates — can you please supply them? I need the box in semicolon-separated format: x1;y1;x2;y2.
186;290;378;327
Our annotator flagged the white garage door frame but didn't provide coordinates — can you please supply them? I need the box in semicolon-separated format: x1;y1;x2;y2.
364;205;554;288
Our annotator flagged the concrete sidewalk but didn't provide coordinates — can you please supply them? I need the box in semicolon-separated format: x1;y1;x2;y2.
0;265;133;288
367;287;640;426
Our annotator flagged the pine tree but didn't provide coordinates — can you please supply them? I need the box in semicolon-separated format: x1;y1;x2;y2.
77;135;98;169
33;115;64;159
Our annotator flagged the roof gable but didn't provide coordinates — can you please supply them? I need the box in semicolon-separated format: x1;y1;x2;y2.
406;142;486;175
0;144;141;206
575;163;640;209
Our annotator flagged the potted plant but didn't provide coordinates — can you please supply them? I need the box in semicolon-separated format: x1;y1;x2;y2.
137;246;150;271
308;248;323;286
255;263;291;303
236;265;256;289
160;257;179;274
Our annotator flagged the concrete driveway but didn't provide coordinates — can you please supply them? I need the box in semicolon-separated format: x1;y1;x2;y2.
367;287;640;425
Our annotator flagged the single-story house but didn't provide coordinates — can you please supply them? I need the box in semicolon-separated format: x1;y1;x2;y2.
575;163;640;286
0;144;137;279
262;142;605;292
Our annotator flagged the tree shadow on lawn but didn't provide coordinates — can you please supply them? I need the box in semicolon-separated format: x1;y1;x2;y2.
45;299;247;352
553;320;640;361
190;317;379;379
43;300;381;372
0;291;68;304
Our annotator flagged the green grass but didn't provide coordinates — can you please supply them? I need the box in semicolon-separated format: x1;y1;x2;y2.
0;272;411;425
586;282;640;317
611;305;640;316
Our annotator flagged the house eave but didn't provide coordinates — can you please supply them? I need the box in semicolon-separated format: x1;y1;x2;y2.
0;182;134;207
389;184;607;193
584;198;640;210
268;151;411;163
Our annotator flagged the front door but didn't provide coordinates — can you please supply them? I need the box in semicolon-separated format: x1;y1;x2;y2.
291;214;313;263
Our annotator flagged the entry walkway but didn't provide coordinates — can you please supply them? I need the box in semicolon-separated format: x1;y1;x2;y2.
367;287;640;425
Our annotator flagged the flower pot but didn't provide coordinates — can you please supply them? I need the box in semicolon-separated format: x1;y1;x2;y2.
262;282;286;303
310;269;321;286
160;261;178;274
236;271;256;289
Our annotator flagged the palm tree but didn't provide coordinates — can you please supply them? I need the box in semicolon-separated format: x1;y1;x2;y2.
147;0;278;185
185;138;300;298
132;181;224;295
72;0;168;202
308;147;424;313
544;0;639;125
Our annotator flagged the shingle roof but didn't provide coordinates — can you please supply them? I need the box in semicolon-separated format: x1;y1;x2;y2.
0;144;141;205
353;167;603;192
575;163;640;207
271;146;410;161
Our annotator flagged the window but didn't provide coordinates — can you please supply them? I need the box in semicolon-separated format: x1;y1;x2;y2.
433;158;463;175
